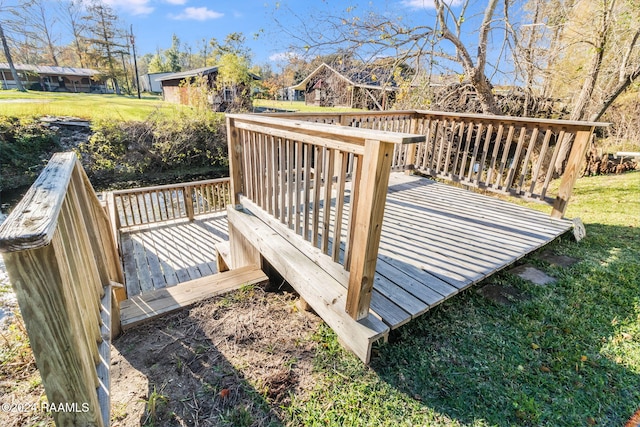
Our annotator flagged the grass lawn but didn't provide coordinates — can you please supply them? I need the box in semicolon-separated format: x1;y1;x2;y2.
254;99;365;113
287;171;640;426
0;90;190;121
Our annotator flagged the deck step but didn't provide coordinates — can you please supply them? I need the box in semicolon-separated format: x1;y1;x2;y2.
120;265;269;330
227;206;389;364
215;241;231;272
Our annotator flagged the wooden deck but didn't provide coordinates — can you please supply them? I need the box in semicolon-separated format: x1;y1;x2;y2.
120;172;573;334
120;212;229;297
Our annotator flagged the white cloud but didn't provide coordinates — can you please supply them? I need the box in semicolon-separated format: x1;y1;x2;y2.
165;0;187;4
401;0;463;9
269;51;301;63
102;0;154;15
169;6;223;21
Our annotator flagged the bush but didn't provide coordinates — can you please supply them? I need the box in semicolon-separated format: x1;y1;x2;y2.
78;111;228;182
0;116;58;191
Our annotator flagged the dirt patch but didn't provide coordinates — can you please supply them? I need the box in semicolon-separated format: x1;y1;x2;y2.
110;285;321;426
476;284;529;306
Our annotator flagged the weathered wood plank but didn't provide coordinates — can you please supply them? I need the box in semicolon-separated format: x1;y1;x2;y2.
0;152;76;252
120;265;268;329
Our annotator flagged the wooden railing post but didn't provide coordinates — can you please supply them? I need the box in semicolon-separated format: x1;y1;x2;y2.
551;127;594;218
346;139;395;320
184;186;195;220
227;116;244;206
404;114;420;174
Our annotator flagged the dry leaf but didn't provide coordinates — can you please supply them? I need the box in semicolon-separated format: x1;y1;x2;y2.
219;388;230;398
531;343;540;350
581;355;588;362
540;366;551;373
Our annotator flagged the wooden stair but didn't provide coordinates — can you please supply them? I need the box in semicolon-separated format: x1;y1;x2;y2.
120;265;269;330
226;207;389;363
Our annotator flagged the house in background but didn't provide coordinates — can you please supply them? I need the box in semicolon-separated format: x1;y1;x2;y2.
0;63;107;93
140;72;172;93
158;65;260;112
289;63;402;110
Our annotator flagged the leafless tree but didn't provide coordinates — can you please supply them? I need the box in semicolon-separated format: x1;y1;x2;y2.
275;0;508;114
62;0;88;68
24;0;60;66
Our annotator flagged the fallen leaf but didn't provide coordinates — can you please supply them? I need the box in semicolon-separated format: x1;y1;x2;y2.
219;388;230;398
586;416;596;425
531;343;540;350
581;355;588;362
540;366;551;373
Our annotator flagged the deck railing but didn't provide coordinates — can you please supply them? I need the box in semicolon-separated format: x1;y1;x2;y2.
110;178;231;229
0;152;124;427
227;114;425;320
264;110;607;218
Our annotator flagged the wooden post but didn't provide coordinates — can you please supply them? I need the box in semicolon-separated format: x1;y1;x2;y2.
551;128;594;218
227;116;245;206
184;186;195;220
404;115;419;175
3;239;104;427
346;139;395;320
228;209;261;269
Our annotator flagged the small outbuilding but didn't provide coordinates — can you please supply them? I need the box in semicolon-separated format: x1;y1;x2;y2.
140;72;173;93
289;63;401;110
0;63;107;92
158;66;260;112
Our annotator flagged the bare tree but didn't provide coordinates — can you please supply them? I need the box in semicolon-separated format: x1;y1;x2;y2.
25;0;60;66
62;0;88;68
0;21;24;91
276;0;507;114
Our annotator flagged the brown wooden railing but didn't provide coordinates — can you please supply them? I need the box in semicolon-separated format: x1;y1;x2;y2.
111;178;231;229
0;152;124;427
264;110;607;218
227;114;425;320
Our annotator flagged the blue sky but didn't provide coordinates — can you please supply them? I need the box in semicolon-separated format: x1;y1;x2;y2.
104;0;495;70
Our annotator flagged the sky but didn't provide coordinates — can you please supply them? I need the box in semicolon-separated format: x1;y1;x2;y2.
103;0;495;70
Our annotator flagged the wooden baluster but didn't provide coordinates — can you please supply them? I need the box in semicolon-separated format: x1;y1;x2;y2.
494;124;516;190
528;128;553;196
321;148;335;253
311;146;324;247
332;151;348;263
303;143;312;241
517;127;540;194
485;123;505;186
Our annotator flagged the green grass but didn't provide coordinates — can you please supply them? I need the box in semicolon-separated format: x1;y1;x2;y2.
0;90;192;121
287;171;640;426
254;99;365;113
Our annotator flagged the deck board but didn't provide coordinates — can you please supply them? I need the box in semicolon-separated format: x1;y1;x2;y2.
119;174;573;338
121;212;229;296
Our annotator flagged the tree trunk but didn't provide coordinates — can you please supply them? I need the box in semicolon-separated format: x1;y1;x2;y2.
0;22;25;92
554;0;615;174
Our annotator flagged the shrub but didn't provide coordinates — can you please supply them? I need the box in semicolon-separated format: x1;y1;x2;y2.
78;111;228;182
0;116;58;191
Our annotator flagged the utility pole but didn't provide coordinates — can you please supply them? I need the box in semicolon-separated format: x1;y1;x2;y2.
130;25;141;99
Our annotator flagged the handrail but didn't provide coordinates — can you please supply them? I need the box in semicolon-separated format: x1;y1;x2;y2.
226;114;426;320
111;177;231;229
0;152;123;427
263;110;608;217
